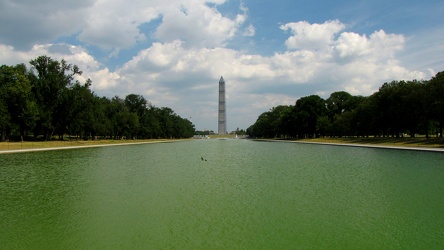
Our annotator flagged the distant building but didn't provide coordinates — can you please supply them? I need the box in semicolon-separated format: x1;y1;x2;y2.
218;76;226;135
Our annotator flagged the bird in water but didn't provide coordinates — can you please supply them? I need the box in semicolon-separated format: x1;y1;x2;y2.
201;157;207;161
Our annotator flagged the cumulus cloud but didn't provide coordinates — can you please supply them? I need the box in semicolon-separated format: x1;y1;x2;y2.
86;68;121;90
334;30;405;62
0;0;93;49
154;2;247;48
0;0;247;52
77;0;160;50
76;0;249;50
280;20;345;51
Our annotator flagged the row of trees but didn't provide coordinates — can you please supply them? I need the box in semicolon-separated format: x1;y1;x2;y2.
247;72;444;138
0;56;195;141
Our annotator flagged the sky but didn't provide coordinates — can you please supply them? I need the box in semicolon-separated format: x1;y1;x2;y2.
1;0;443;132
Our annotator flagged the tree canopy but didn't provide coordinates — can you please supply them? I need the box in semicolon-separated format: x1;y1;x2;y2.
247;73;444;139
0;56;195;141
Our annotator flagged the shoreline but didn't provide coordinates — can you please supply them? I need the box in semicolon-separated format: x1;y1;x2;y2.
255;139;444;153
0;139;188;155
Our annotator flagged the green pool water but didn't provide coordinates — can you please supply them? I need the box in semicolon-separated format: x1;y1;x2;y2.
1;139;443;249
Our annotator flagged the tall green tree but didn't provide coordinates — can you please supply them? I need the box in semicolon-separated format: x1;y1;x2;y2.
107;96;129;139
156;107;175;138
326;91;352;121
326;91;352;136
249;111;275;138
66;80;97;139
139;106;161;139
124;94;148;118
293;95;326;138
352;96;375;136
0;99;8;141
0;64;38;141
429;71;444;137
29;56;83;140
0;66;12;141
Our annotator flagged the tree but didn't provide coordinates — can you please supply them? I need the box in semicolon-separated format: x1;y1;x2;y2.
293;95;326;138
0;73;11;141
352;96;376;137
0;56;196;141
29;56;83;140
156;107;175;138
66;80;97;139
124;94;148;118
0;64;38;141
326;91;352;136
140;106;162;139
106;96;131;139
274;105;293;138
326;91;352;121
252;111;275;138
429;71;444;137
373;81;402;137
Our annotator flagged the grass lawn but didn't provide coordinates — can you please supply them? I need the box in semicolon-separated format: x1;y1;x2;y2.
0;139;172;151
294;137;444;149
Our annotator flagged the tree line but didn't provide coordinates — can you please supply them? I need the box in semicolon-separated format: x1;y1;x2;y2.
247;71;444;139
0;55;195;141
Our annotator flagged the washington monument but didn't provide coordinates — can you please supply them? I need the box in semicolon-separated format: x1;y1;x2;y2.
218;76;226;135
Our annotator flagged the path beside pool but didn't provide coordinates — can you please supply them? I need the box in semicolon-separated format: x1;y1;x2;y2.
256;139;444;153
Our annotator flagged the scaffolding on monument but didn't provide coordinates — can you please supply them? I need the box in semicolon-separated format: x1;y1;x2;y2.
218;76;226;135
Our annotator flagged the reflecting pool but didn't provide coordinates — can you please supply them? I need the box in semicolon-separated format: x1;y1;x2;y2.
1;140;443;249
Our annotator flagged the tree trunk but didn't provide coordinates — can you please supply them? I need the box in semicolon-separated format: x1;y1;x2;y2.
425;118;429;138
1;128;5;142
44;130;51;141
439;122;443;137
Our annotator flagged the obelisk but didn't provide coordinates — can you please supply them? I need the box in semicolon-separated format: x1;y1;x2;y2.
218;76;226;135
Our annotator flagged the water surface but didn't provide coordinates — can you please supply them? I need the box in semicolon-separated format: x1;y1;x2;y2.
1;140;443;249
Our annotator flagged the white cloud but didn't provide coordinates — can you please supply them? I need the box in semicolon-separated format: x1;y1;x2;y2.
0;43;98;69
280;20;345;51
334;32;370;59
243;24;256;37
0;0;245;52
77;0;160;50
76;68;120;91
76;0;249;51
154;2;247;48
334;30;405;62
120;40;186;74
